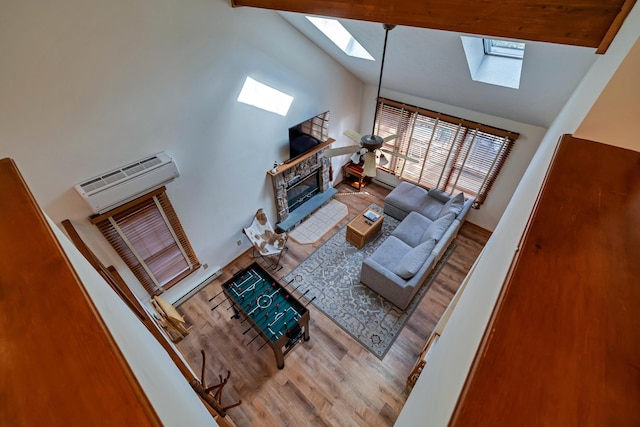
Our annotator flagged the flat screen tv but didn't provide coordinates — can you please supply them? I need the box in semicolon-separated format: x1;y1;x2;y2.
287;111;330;162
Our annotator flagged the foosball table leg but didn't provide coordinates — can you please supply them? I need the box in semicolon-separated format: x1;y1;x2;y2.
275;352;285;370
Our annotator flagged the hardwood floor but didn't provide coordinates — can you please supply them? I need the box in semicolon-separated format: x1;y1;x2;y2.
176;182;490;427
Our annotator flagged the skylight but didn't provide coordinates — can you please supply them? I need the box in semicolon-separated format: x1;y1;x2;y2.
237;77;293;116
306;16;374;60
461;36;526;89
484;39;526;59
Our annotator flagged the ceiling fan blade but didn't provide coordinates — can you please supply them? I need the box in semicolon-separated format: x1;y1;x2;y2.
323;145;361;157
363;152;377;177
380;148;419;163
343;129;363;143
382;134;398;143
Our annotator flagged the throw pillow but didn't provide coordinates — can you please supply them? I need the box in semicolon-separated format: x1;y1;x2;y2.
438;192;465;218
394;238;437;279
422;213;455;242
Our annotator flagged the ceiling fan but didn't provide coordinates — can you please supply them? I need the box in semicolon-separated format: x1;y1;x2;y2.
323;23;417;177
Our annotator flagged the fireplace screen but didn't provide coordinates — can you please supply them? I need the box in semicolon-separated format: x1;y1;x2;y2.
287;171;320;213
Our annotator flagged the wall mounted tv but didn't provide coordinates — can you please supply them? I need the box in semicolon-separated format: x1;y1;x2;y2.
287;111;330;163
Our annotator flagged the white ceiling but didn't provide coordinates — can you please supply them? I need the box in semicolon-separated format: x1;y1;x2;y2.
279;12;598;128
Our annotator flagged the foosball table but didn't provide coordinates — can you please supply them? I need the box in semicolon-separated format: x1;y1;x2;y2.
216;262;310;369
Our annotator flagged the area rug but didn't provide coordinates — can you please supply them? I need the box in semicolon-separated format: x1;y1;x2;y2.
288;199;348;244
282;203;456;359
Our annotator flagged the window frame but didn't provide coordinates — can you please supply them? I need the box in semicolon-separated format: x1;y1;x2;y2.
483;38;526;59
374;98;519;208
90;187;200;295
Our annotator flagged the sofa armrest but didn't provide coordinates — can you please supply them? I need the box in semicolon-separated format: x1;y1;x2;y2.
361;257;411;289
431;219;461;261
361;253;436;311
457;198;474;222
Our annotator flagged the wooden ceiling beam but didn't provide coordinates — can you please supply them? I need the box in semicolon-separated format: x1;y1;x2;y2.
597;0;638;53
230;0;637;53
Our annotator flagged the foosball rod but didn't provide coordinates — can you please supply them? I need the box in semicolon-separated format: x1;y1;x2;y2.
211;295;233;310
289;288;310;302
286;279;307;296
246;333;263;346
207;288;226;302
304;296;317;307
280;277;295;288
282;275;302;291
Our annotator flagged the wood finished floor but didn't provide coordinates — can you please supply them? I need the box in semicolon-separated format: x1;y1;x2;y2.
176;182;491;427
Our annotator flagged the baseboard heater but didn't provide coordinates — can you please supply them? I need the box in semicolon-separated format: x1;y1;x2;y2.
168;267;223;307
372;176;396;190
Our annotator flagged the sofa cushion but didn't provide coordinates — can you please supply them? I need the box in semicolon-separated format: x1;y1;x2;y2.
392;211;433;247
422;212;455;242
368;235;412;269
385;182;429;212
438;192;465;218
416;198;445;221
394;238;437;279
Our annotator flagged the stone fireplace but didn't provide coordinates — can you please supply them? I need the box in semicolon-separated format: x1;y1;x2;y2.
268;139;337;231
287;170;320;213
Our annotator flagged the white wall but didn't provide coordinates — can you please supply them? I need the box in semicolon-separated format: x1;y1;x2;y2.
575;37;640;149
358;85;546;231
395;3;640;426
0;0;363;302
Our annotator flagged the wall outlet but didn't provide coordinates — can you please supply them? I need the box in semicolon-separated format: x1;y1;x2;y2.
203;263;208;269
237;240;242;246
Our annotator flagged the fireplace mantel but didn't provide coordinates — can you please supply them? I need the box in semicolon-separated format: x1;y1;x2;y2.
268;138;335;177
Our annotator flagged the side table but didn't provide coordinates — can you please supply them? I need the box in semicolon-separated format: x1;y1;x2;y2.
342;161;369;191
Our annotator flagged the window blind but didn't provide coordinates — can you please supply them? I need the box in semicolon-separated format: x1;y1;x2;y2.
91;188;199;295
376;98;519;207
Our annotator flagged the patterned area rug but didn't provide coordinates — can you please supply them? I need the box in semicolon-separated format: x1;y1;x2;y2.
283;203;455;359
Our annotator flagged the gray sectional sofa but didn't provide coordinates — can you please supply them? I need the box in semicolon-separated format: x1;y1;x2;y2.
360;181;473;310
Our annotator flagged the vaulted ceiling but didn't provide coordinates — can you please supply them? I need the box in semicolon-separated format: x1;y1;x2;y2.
231;0;637;127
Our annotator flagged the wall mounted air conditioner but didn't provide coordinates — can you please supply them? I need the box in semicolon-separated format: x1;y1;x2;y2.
75;152;180;214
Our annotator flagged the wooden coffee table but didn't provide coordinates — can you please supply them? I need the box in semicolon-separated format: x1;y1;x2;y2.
346;208;384;249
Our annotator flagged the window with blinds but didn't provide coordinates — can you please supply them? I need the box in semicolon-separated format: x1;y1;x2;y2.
375;98;519;208
91;187;200;296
